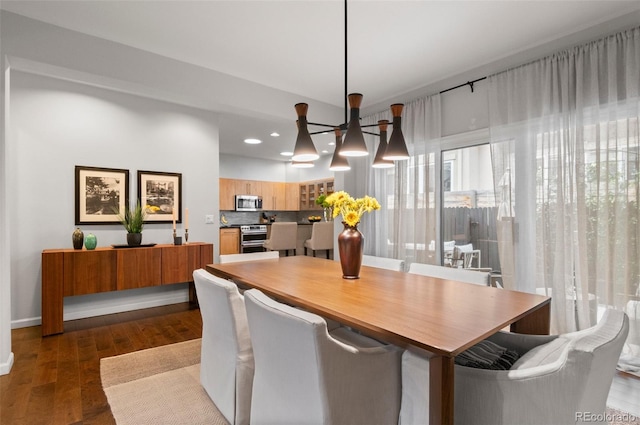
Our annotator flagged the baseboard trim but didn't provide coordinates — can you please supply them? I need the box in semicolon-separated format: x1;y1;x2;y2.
0;352;14;376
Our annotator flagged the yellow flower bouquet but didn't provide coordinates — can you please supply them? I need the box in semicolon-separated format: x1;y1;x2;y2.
324;191;381;227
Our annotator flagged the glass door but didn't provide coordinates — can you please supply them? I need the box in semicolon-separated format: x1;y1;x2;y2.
441;144;499;272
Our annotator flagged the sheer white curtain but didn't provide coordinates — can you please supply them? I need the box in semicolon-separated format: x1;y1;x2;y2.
488;27;640;372
353;95;441;266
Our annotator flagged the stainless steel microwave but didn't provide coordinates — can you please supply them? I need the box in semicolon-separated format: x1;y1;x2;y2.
235;195;262;211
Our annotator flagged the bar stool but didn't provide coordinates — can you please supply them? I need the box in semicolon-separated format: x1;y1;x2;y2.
303;221;334;259
263;222;297;256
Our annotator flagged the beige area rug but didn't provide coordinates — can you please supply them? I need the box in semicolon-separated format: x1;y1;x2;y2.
101;338;637;425
100;339;229;425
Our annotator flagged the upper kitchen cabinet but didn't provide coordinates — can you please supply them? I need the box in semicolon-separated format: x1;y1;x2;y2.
220;178;236;211
219;178;302;211
220;178;262;211
262;182;286;210
285;183;300;211
299;178;334;210
235;179;262;196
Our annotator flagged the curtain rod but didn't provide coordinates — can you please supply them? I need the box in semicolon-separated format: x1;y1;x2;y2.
439;76;487;94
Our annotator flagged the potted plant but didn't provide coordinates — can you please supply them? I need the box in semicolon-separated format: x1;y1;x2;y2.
116;201;147;246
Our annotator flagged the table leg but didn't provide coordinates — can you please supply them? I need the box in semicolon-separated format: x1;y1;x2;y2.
510;301;551;335
429;355;455;425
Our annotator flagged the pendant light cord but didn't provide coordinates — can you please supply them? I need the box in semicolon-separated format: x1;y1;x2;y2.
344;0;348;125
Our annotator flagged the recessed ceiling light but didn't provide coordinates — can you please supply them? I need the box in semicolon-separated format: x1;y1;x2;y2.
328;142;335;146
280;151;293;157
291;161;314;168
244;138;262;144
270;132;280;137
322;150;329;154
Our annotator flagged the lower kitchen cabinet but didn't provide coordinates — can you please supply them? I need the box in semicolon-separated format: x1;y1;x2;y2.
220;227;240;254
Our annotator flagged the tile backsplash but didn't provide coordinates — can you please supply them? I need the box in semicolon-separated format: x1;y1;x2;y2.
220;210;327;226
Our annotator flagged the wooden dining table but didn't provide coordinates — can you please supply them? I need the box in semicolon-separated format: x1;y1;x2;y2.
205;255;550;425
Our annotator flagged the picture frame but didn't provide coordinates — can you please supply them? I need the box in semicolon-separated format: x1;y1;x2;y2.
138;170;182;223
75;165;130;225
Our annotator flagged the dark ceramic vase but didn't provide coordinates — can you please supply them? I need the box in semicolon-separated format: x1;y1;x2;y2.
72;228;84;250
127;233;142;246
338;222;363;279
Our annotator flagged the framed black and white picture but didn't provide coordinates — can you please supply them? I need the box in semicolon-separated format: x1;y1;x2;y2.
75;165;130;225
137;170;182;223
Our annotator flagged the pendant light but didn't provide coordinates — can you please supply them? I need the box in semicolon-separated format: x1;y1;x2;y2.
289;0;410;168
372;120;394;168
292;103;319;161
329;128;351;171
383;103;410;160
339;93;369;157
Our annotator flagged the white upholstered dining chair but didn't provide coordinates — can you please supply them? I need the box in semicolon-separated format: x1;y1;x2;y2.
192;269;254;425
408;262;490;286
244;288;402;425
399;308;629;425
362;254;405;272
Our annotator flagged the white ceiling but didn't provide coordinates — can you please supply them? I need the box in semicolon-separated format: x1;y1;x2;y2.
3;0;640;161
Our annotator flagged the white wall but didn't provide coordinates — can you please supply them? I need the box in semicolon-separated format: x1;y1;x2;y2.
219;153;334;183
9;71;219;327
1;44;13;376
220;154;287;181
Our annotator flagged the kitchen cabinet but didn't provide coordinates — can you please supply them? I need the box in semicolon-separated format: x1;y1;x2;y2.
219;178;331;211
219;178;302;211
220;178;262;210
261;182;286;210
219;178;236;211
285;183;300;211
234;179;261;196
299;178;335;210
220;227;240;254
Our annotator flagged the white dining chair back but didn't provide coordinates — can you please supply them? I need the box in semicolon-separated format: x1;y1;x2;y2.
362;255;405;272
192;269;254;425
219;251;279;263
400;308;629;425
244;288;402;425
408;262;490;286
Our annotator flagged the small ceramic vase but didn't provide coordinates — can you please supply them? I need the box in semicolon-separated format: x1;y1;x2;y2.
72;228;84;250
84;233;97;250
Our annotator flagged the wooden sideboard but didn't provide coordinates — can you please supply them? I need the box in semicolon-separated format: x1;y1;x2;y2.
41;242;213;336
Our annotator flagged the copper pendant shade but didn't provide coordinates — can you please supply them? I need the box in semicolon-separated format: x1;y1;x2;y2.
372;120;394;168
292;103;319;162
383;103;410;161
339;93;369;157
329;128;351;171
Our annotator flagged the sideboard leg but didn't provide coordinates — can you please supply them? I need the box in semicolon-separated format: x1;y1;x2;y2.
42;252;64;336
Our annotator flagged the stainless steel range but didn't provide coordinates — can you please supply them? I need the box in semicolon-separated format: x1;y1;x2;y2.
239;225;267;253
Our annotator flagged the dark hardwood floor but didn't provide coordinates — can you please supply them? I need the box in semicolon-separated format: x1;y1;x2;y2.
0;303;203;425
1;302;639;424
